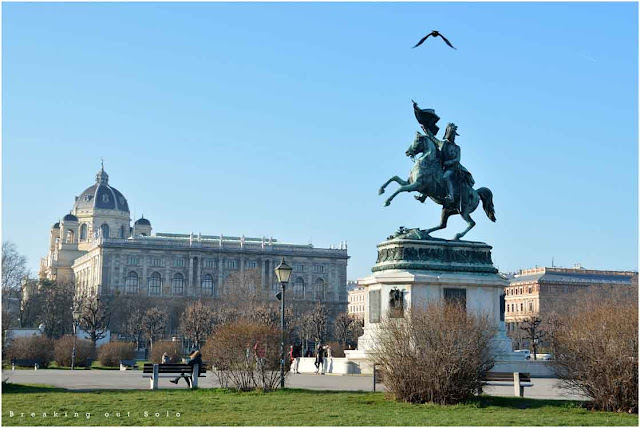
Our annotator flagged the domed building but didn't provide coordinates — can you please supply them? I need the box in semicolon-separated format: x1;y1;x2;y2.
40;165;349;313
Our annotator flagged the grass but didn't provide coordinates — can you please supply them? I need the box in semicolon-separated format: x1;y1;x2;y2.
1;383;637;426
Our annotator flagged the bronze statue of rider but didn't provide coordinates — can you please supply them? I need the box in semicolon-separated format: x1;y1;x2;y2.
412;101;474;206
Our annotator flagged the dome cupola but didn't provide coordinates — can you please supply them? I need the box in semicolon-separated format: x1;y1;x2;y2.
73;163;129;214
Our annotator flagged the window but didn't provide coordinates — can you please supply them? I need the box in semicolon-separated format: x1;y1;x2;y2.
314;278;325;301
125;271;139;293
204;259;215;269
295;264;305;272
294;277;305;300
100;223;110;238
528;301;533;312
528;286;532;294
149;272;161;295
175;258;185;267
247;260;257;269
120;225;126;238
172;273;184;295
314;265;325;274
127;255;139;265
226;260;237;269
151;257;163;267
443;288;467;309
520;303;523;312
202;274;214;296
80;224;88;241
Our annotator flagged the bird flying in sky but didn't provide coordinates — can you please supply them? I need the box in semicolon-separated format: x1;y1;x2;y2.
412;31;456;50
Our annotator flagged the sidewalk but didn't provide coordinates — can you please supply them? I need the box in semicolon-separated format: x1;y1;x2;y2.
1;369;587;401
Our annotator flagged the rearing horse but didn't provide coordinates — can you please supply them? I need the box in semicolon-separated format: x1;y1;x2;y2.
378;128;496;240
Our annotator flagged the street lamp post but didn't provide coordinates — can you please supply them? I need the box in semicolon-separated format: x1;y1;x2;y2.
274;257;292;389
71;305;81;370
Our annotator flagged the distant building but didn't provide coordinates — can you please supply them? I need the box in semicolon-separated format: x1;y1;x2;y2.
38;165;350;316
505;265;637;329
348;284;366;319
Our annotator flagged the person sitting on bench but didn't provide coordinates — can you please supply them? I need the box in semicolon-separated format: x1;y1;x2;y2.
170;349;202;387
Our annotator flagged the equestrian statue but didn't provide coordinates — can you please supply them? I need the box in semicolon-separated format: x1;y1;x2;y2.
378;100;496;241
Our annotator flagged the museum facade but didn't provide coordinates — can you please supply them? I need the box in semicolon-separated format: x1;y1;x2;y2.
39;166;350;308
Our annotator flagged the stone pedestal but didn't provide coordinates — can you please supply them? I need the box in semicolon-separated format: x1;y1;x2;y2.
353;238;520;371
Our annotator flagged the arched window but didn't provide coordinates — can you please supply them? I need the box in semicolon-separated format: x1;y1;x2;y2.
172;273;184;295
201;274;214;296
65;230;75;243
314;278;325;301
148;272;161;295
125;271;138;293
120;225;126;238
80;224;87;241
100;223;110;238
294;277;305;300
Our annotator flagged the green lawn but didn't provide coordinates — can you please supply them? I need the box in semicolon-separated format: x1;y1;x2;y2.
1;383;637;426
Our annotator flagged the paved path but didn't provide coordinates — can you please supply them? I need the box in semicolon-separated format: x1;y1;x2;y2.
2;370;587;401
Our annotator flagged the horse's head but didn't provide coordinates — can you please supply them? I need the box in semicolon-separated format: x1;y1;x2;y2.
406;132;427;160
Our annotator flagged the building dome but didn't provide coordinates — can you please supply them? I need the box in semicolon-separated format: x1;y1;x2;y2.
72;165;129;213
52;222;60;229
135;216;151;226
63;213;78;222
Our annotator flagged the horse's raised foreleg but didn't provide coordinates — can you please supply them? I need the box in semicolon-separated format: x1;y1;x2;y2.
379;176;409;195
426;208;454;236
454;211;476;241
384;181;421;206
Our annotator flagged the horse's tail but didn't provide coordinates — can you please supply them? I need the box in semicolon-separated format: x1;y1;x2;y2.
477;187;496;222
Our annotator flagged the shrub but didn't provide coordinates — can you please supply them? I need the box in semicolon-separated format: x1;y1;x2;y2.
149;341;183;363
550;286;638;413
202;320;284;391
5;336;55;368
97;342;136;367
372;302;495;405
53;336;94;367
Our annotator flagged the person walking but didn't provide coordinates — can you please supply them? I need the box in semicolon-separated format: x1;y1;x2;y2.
314;343;323;374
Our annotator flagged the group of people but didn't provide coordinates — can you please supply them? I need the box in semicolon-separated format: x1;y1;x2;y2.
288;343;332;375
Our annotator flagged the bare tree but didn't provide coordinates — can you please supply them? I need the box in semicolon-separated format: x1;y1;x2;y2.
333;312;354;345
310;303;329;342
78;294;111;348
142;307;167;349
126;307;146;350
348;317;364;347
549;285;637;412
519;316;544;360
219;269;266;317
179;300;216;349
1;241;27;292
37;280;74;338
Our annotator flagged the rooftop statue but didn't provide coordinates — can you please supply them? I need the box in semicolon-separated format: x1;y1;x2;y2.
378;101;496;241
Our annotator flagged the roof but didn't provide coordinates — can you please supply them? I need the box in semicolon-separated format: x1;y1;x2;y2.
72;167;129;212
135;216;151;226
63;213;78;222
511;269;635;286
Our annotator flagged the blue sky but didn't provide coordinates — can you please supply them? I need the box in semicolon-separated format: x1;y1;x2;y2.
3;2;638;279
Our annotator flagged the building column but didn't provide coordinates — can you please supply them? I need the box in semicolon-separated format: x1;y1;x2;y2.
261;260;266;289
187;256;194;296
142;256;148;296
196;256;201;297
217;257;224;294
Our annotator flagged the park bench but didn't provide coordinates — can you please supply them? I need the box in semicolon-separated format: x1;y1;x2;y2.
142;363;207;390
482;372;533;397
11;359;41;370
119;359;137;370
